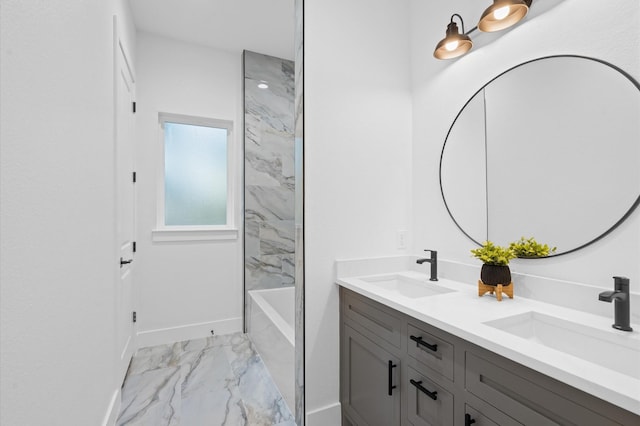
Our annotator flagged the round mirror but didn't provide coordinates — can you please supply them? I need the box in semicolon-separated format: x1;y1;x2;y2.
440;55;640;256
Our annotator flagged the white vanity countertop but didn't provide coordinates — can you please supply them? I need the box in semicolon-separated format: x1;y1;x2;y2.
336;266;640;416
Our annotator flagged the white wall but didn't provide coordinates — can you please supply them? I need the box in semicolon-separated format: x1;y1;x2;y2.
134;33;244;346
304;0;413;422
0;0;135;424
411;0;640;291
303;0;639;421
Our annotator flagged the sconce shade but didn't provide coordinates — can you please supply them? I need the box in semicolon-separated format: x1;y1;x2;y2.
478;0;530;32
434;21;473;59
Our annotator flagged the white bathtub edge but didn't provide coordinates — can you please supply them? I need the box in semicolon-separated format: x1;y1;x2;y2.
306;402;342;426
248;287;295;414
249;288;295;345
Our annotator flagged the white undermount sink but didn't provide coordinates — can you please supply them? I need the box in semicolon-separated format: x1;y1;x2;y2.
484;311;640;380
359;274;455;299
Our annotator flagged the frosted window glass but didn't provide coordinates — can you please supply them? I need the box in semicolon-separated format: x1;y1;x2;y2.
164;122;227;226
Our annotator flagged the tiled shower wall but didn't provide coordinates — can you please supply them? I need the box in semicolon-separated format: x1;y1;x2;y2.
243;50;295;309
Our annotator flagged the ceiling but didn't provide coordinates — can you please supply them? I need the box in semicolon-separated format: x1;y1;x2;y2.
128;0;295;60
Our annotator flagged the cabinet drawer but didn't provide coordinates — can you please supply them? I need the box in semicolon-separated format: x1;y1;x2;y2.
343;290;402;349
464;403;522;426
406;366;454;426
407;323;454;381
465;351;620;426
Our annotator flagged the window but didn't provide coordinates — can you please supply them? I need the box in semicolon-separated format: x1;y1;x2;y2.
154;113;237;241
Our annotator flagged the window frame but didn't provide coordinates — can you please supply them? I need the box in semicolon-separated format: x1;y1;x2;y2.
153;112;238;242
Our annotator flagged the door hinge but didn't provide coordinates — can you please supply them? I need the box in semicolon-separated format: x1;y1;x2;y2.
133;241;137;253
132;101;136;113
132;171;136;183
132;311;137;323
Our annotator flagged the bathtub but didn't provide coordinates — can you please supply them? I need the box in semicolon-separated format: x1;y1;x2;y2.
248;287;295;412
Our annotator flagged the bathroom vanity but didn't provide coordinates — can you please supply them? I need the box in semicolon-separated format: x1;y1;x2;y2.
336;259;640;426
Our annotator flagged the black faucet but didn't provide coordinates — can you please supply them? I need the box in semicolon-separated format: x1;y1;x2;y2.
599;276;633;332
416;249;438;281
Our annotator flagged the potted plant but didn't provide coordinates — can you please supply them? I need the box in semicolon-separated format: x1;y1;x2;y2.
509;236;557;258
470;241;516;286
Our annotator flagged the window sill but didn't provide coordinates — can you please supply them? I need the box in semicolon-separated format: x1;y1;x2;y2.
152;227;239;242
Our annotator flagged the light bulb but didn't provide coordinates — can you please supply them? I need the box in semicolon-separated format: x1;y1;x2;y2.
445;40;459;51
493;6;510;20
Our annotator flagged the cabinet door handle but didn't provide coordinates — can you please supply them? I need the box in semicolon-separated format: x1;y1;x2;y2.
388;360;397;396
409;379;438;400
410;335;438;352
465;413;477;425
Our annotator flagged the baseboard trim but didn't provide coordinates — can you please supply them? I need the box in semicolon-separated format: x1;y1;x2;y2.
102;388;121;426
306;402;341;426
136;317;243;348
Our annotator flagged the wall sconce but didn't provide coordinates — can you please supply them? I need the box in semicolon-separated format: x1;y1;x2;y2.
434;0;532;60
433;14;473;60
478;0;531;32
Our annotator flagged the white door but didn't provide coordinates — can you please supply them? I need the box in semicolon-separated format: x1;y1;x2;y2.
115;30;136;383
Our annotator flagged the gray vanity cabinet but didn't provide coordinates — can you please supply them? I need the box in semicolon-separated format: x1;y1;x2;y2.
405;322;456;425
406;365;454;425
342;324;401;426
341;290;403;426
463;404;515;426
407;323;455;381
340;287;640;426
465;350;623;426
341;289;403;350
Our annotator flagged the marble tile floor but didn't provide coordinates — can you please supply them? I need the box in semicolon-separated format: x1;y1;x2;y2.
117;332;295;426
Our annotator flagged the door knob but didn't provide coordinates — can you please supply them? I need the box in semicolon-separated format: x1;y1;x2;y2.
120;257;133;267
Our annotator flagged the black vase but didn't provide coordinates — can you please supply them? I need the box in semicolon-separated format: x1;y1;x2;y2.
480;264;511;286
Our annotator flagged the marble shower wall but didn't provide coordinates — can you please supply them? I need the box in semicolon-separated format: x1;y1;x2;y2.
244;51;295;302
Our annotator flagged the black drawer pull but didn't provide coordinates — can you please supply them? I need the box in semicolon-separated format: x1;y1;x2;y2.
388;360;397;396
465;413;477;426
410;335;438;352
410;379;438;400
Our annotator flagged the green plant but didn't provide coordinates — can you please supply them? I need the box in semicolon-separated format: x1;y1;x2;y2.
509;236;557;258
470;241;516;266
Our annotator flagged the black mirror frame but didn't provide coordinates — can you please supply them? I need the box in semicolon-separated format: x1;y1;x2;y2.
438;54;640;258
